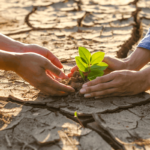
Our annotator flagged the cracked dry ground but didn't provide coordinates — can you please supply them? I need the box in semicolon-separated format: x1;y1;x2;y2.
0;0;150;150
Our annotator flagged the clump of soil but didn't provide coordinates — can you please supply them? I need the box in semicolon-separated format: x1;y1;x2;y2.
60;71;88;91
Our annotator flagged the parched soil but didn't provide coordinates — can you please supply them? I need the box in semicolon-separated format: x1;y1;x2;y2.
1;0;150;150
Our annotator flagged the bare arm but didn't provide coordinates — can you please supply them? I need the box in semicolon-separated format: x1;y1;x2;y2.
0;50;74;96
0;33;24;52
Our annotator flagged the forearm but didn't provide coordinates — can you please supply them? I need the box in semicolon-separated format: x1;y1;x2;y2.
0;50;18;71
124;47;150;71
0;33;25;53
139;66;150;91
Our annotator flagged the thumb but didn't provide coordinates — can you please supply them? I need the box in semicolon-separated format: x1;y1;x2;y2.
45;59;68;79
103;56;124;70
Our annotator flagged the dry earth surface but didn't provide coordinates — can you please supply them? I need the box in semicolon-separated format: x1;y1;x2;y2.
0;0;150;150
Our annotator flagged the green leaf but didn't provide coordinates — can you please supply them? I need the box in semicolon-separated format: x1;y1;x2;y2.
91;52;105;65
91;62;108;71
74;111;78;118
87;69;104;81
79;70;85;80
79;47;91;65
75;56;88;72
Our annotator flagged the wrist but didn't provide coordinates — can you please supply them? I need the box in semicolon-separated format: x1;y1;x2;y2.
0;51;21;72
10;41;26;53
124;47;150;71
138;67;150;91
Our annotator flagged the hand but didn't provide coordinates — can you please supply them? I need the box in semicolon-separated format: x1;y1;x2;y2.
80;70;149;98
68;56;127;77
14;53;75;96
23;44;63;69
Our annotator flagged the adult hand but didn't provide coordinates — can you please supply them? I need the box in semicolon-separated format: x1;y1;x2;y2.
23;44;63;69
68;56;127;77
80;69;149;98
14;53;75;96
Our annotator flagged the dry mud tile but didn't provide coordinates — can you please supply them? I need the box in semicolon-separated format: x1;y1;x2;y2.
101;110;140;123
111;97;132;108
29;2;78;29
57;131;79;150
128;127;150;141
0;102;32;130
99;118;137;130
94;112;138;130
80;130;112;150
0;7;32;35
33;112;92;147
13;117;39;143
31;108;51;117
119;92;150;105
33;127;61;145
51;0;78;11
129;103;150;117
87;122;122;150
137;119;150;130
92;114;141;150
88;0;135;5
60;97;118;116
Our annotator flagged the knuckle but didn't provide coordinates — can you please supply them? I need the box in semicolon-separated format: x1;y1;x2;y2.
97;77;102;83
86;87;92;93
91;92;96;97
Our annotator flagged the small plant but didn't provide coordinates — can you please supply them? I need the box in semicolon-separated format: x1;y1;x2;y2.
75;47;108;80
74;111;84;128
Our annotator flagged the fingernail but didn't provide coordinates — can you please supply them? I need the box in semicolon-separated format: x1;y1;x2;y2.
80;89;86;94
82;84;87;88
84;93;91;98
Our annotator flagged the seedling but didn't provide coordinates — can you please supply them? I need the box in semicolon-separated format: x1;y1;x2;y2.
74;111;84;128
75;47;108;80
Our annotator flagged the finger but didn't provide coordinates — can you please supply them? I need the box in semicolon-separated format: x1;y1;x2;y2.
68;66;78;77
103;56;125;70
80;81;115;94
47;51;63;69
71;66;78;73
44;75;75;93
45;59;68;79
83;73;116;87
84;88;118;98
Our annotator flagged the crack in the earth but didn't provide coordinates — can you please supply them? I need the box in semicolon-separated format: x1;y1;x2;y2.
1;0;147;149
117;0;143;58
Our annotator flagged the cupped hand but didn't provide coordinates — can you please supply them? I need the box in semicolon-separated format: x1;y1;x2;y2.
15;53;75;96
68;56;127;77
23;44;63;69
80;70;148;98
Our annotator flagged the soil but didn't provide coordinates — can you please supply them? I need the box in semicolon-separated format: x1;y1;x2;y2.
0;0;150;150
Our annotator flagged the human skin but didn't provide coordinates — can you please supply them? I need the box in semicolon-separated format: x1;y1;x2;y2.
69;47;150;98
0;34;75;96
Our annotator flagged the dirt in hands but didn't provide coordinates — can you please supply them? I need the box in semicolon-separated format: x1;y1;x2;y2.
60;71;88;91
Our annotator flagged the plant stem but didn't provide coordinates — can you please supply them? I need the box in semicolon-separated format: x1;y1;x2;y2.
77;117;84;128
